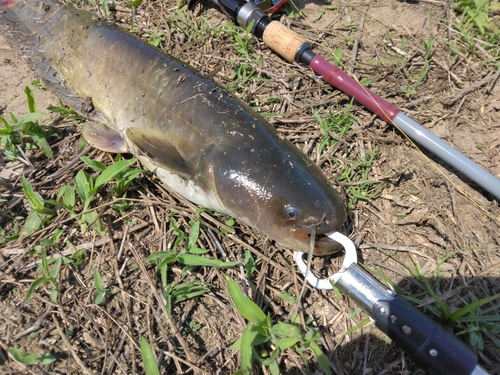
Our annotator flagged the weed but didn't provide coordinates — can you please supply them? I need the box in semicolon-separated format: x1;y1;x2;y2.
140;337;161;375
182;320;202;337
94;268;115;304
48;99;85;120
0;87;53;160
163;280;211;316
411;36;435;87
87;0;112;17
18;156;142;303
453;0;500;40
31;79;45;90
225;21;255;57
148;220;238;315
221;216;235;235
25;247;62;303
283;1;300;19
145;27;166;48
279;288;298;304
80;154;144;210
16;155;142;239
149;220;239;269
124;0;143;8
28;229;64;257
333;46;342;67
313;104;385;209
244;250;256;278
400;85;417;99
8;347;56;366
226;276;332;375
73;156;141;233
312;8;326;22
368;246;500;353
166;8;199;42
313;104;354;158
449;293;500;351
337;146;385;210
227;57;266;95
249;94;284;114
19;176;56;238
449;0;500;65
341;19;358;33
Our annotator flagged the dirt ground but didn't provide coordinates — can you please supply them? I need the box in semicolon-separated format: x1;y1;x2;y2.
1;0;499;374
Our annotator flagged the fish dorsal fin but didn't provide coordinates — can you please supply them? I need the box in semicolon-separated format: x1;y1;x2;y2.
82;121;128;153
126;127;195;179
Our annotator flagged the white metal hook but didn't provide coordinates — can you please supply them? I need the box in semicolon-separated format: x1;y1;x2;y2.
293;231;357;290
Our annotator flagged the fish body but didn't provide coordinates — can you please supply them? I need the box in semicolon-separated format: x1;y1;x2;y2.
1;0;347;254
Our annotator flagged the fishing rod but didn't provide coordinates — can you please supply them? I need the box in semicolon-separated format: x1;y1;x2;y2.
188;0;500;201
184;1;494;373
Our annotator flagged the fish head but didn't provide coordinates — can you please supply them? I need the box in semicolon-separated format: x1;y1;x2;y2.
212;137;347;256
260;184;348;256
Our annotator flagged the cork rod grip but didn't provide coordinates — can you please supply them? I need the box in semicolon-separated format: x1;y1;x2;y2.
262;21;307;63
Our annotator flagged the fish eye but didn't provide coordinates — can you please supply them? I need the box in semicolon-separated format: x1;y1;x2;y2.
285;206;301;220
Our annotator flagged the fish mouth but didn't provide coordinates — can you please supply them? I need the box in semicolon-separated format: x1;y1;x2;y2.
292;224;347;256
312;231;345;256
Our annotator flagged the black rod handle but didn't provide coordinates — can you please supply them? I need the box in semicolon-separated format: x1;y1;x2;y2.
373;296;477;375
335;263;486;375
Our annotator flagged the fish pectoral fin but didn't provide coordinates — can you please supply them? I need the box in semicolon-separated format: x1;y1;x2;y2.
126;127;195;179
82;121;128;153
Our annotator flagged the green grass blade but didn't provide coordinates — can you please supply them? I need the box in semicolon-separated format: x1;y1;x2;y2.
124;0;143;7
240;324;256;374
187;220;200;249
80;156;106;172
21;176;45;211
39;353;57;365
25;276;53;302
19;212;44;239
450;293;500;321
31;131;53;158
225;275;267;325
24;86;37;113
18;112;49;125
140;337;161;375
177;254;239;268
0;113;13;130
94;268;104;292
308;340;332;375
275;337;300;350
58;184;76;209
8;347;39;365
49;257;62;279
74;170;92;202
94;158;137;189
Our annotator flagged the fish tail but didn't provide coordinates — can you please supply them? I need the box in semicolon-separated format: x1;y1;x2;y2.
1;0;100;116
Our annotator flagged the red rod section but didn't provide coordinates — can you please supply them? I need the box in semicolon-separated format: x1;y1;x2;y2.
309;55;400;123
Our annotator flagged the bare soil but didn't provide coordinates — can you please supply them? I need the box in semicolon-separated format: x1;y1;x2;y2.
1;0;499;374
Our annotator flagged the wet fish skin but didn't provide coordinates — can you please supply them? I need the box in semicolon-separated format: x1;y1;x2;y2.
1;0;347;255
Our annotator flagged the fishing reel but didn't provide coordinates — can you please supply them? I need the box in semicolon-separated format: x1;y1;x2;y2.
187;0;287;14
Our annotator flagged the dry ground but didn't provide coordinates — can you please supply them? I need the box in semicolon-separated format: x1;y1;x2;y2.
1;0;499;374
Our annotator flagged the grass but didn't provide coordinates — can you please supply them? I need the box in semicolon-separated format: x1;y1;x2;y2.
366;245;500;356
7;347;56;366
16;152;143;238
0;87;53;161
226;275;332;375
140;337;161;375
1;1;499;374
452;0;500;64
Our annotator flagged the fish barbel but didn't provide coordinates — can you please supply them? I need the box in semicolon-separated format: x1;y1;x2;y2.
1;0;347;255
